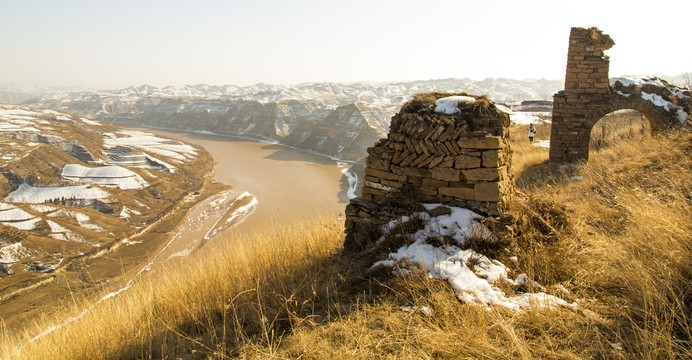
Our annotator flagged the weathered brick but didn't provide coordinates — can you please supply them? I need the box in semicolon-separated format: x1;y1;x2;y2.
364;168;406;182
398;167;431;178
389;142;404;151
381;179;404;189
439;156;455;168
439;186;475;200
419;186;438;196
410;154;431;168
431;168;461;182
482;150;500;167
389;132;405;142
361;186;387;197
399;152;416;167
422;178;448;188
366;157;390;170
426;156;445;168
457;137;501;149
475;182;500;202
454;155;482;169
462;168;499;181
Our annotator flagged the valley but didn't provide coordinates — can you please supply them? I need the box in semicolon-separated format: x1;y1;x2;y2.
24;78;560;162
0;106;355;332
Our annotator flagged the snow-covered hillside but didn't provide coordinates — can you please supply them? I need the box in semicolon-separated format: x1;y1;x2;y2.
29;78;562;161
0;104;212;282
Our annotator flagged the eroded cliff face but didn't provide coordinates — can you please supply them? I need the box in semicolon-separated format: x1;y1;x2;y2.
36;96;396;161
282;104;389;160
29;79;563;161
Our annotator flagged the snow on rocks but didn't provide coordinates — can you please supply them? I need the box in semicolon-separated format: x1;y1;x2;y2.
0;243;32;264
80;118;102;126
119;206;141;218
0;202;42;230
47;209;105;232
29;204;58;213
434;96;475;115
610;77;691;123
611;77;668;89
373;204;577;311
5;184;110;204
496;104;550;125
61;164;148;190
46;220;83;242
102;131;198;171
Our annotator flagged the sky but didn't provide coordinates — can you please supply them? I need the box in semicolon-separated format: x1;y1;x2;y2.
1;0;690;90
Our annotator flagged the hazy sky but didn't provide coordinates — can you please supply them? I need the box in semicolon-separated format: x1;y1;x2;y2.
1;0;690;89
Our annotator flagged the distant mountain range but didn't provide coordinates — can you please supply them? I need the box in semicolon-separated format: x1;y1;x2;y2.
12;75;689;161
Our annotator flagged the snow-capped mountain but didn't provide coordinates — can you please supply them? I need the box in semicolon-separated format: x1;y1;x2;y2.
27;78;563;161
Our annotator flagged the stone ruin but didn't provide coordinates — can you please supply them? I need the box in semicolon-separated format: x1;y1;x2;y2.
550;27;691;163
344;93;513;250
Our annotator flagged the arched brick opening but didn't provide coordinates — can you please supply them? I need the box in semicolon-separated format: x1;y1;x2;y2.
588;107;653;153
586;98;675;132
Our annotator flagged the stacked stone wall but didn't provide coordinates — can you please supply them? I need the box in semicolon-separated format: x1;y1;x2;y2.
344;93;514;250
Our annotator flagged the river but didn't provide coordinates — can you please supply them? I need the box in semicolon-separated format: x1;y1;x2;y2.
143;129;351;237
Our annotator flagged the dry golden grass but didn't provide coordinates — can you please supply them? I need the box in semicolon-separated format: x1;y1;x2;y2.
509;122;551;188
1;123;690;359
0;218;346;359
589;110;651;152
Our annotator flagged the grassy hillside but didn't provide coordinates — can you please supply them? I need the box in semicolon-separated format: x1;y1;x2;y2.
1;123;690;359
0;105;216;331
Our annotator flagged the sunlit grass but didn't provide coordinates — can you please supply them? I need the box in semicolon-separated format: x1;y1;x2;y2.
2;123;690;359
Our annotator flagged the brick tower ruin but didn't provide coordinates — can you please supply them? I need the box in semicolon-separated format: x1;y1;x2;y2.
550;27;691;163
344;93;513;250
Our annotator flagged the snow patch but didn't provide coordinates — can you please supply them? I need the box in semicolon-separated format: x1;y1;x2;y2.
46;220;83;242
0;243;32;264
0;203;41;230
2;218;41;231
341;166;358;199
62;164;148;190
5;184;110;204
81;118;102;126
533;140;550;149
0;207;35;222
103;131;197;166
374;205;577;311
496;104;550;125
434;96;475;114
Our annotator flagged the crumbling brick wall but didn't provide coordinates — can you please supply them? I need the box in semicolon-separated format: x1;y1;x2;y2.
344;93;513;250
550;27;691;163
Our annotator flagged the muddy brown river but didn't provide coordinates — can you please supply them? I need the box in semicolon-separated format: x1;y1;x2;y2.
145;129;351;236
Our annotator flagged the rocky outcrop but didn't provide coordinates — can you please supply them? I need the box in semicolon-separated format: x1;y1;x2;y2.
12;132;96;163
